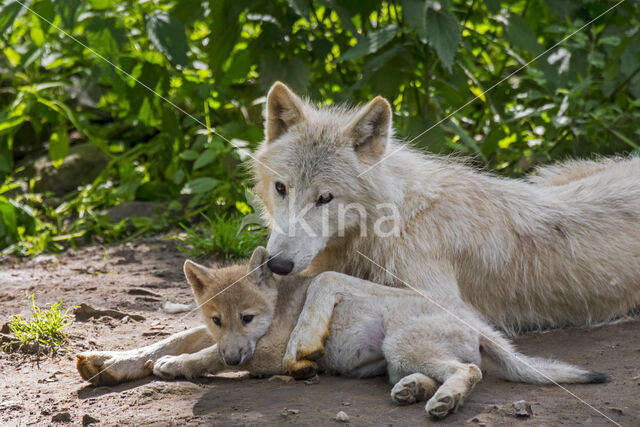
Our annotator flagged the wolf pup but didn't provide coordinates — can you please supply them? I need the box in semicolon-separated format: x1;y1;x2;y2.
77;247;606;419
254;82;640;334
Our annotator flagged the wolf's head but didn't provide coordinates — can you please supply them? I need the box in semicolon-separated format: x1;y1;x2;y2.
254;82;399;275
183;247;277;366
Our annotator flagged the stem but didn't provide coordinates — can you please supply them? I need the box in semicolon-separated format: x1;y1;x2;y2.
610;64;640;99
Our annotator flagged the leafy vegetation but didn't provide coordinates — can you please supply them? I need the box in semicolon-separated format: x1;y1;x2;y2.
3;294;75;354
0;0;639;256
174;214;267;260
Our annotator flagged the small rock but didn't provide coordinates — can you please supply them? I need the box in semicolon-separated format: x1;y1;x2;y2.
268;375;295;384
128;288;161;297
334;411;350;422
121;315;130;324
341;402;352;406
82;414;99;426
162;301;192;314
512;400;533;417
74;304;145;322
304;374;320;385
280;408;299;417
52;411;71;423
609;407;624;415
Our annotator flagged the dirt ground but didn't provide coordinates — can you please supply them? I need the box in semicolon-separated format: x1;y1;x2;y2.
1;239;638;426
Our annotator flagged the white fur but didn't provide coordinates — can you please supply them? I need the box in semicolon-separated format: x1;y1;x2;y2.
254;82;640;334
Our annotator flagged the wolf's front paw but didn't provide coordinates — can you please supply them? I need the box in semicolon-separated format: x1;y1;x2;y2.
391;373;438;405
76;351;152;386
284;358;318;379
153;355;201;379
425;390;462;419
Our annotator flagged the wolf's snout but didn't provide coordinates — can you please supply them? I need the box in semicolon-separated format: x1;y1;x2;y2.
267;256;294;275
223;353;242;366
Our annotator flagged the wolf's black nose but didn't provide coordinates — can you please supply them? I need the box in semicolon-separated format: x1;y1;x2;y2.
267;256;294;275
224;354;242;366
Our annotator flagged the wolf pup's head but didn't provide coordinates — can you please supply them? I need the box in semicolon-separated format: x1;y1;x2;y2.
183;247;277;366
254;82;398;275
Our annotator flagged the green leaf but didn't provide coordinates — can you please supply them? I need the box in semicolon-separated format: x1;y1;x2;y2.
402;0;427;42
53;0;80;30
0;137;12;175
0;0;26;35
338;25;398;62
0;197;17;239
425;6;461;71
88;0;117;10
193;148;217;170
180;149;199;161
287;0;312;18
181;177;218;194
505;13;541;55
484;0;500;14
49;127;69;168
207;0;241;75
145;11;189;67
87;16;126;61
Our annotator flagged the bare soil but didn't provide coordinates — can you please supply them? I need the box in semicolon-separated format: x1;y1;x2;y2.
1;239;638;426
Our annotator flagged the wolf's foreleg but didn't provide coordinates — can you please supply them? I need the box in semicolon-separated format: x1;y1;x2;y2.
77;326;212;386
283;272;408;377
153;344;223;379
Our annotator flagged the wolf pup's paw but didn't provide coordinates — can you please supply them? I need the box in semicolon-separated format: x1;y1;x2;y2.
153;355;201;379
425;390;462;419
391;373;438;405
76;351;152;386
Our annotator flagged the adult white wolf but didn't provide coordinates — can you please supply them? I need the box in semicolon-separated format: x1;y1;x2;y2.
254;82;640;334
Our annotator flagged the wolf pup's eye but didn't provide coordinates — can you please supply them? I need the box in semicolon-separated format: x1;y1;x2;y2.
212;316;221;327
241;314;254;325
275;182;286;197
317;192;333;206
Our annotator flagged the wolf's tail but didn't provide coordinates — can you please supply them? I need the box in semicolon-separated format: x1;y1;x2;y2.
479;327;607;384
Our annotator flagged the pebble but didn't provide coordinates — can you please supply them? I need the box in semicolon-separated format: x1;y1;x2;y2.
163;301;192;314
82;414;100;426
52;411;71;423
334;411;350;422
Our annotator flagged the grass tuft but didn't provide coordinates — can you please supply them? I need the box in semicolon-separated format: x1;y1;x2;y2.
174;214;267;260
3;294;75;354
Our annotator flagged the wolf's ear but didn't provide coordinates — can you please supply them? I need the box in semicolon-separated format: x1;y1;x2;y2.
248;246;273;287
346;96;392;162
265;82;306;142
184;260;214;296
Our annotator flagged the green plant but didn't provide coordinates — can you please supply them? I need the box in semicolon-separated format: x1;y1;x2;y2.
174;214;267;260
0;0;638;256
4;294;76;354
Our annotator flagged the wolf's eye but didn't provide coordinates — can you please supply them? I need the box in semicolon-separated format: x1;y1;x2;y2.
212;316;221;327
241;314;254;325
317;192;333;206
275;182;286;197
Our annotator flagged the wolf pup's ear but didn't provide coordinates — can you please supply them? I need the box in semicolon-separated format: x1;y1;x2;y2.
184;260;214;296
265;82;306;142
346;96;392;162
248;246;273;287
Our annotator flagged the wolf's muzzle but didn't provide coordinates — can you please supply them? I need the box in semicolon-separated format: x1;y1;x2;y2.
267;256;294;275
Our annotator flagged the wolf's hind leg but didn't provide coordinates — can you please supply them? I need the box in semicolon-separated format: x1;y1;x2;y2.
423;360;482;419
77;326;212;386
284;272;408;377
390;373;439;405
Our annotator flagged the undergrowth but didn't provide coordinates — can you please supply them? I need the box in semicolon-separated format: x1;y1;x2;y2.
174;214;267;260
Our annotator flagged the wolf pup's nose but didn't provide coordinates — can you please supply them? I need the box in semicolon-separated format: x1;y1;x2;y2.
267;256;294;275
